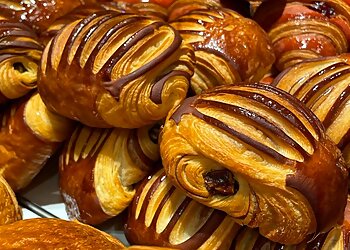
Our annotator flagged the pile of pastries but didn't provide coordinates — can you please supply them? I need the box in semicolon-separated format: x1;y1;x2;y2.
0;0;349;249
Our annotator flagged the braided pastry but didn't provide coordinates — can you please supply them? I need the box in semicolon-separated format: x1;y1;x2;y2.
60;123;160;225
160;84;348;244
0;175;21;226
125;169;239;249
0;218;125;249
0;0;84;33
170;7;275;94
38;11;194;128
272;54;350;165
0;92;74;191
0;16;43;104
253;0;350;71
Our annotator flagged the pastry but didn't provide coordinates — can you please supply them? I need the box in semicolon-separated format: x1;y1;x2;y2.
38;11;194;128
0;16;43;104
0;92;74;191
40;2;168;45
0;218;125;249
168;0;221;21
253;0;350;71
0;0;84;33
60;123;160;225
126;247;177;250
125;169;240;249
0;175;21;226
117;0;175;8
170;6;275;94
160;83;348;244
272;54;350;166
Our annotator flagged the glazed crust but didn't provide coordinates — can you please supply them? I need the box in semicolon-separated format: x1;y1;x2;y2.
0;218;125;249
253;0;350;71
38;11;194;128
0;92;74;191
160;83;348;244
125;169;240;250
170;7;275;94
0;17;43;104
60;124;160;225
0;175;21;225
272;54;350;165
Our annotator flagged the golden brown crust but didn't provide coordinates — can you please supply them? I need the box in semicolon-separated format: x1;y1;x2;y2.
60;124;160;225
253;0;350;71
168;0;221;21
0;218;125;249
0;17;43;104
0;92;74;191
0;175;21;225
0;0;84;33
125;169;240;249
38;11;194;128
160;84;348;244
170;7;275;94
126;247;178;250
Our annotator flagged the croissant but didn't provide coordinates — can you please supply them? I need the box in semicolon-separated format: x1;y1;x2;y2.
0;176;21;226
0;0;84;33
60;123;160;225
40;2;168;45
160;83;348;244
0;92;74;191
170;7;275;94
253;0;350;71
38;11;194;128
0;218;125;249
272;54;350;166
125;169;240;249
0;17;43;104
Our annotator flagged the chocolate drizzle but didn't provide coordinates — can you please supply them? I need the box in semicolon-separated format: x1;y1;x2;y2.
103;24;182;101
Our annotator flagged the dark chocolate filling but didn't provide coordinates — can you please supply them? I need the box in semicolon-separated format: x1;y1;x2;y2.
203;170;239;196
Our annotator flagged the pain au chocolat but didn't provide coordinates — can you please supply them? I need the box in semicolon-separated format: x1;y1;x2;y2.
170;4;274;94
160;83;348;244
253;0;350;71
60;123;160;225
0;92;74;191
125;169;240;249
0;218;125;249
0;175;21;226
38;11;194;128
0;16;43;104
272;54;350;166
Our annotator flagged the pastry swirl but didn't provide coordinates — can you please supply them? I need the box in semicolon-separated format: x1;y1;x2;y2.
272;54;350;165
38;11;194;128
60;123;160;225
0;92;74;191
0;175;21;226
0;17;42;104
125;169;240;249
253;0;350;71
170;7;275;94
160;83;348;244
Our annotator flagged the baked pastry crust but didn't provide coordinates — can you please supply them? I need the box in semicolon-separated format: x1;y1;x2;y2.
160;83;348;244
0;218;125;249
60;123;160;225
0;92;74;191
125;169;240;249
170;6;275;94
38;11;194;128
272;54;350;165
0;16;42;104
0;175;21;225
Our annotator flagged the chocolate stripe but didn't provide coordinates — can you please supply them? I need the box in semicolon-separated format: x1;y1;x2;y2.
150;70;191;104
0;29;37;40
323;84;350;130
103;23;182;100
0;21;33;32
196;99;310;158
192;110;291;163
0;41;43;50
